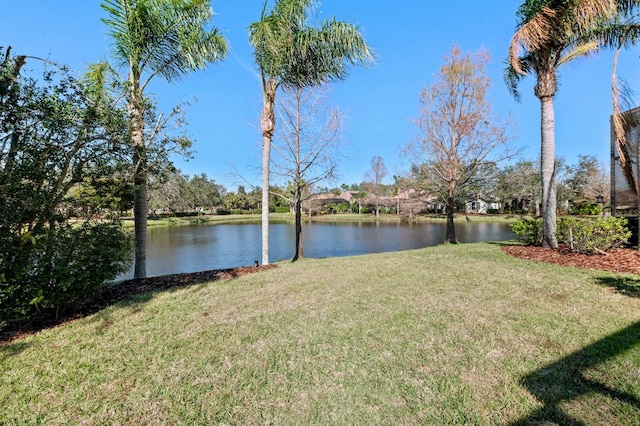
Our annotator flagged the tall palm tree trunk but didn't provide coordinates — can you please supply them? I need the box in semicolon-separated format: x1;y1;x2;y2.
129;87;148;279
261;78;277;265
133;156;147;279
540;95;558;249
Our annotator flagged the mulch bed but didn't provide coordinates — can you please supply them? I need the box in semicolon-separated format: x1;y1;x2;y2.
502;244;640;276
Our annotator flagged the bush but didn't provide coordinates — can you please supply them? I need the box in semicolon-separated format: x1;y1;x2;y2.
0;222;131;330
174;211;200;217
336;202;350;213
511;217;631;254
570;201;602;216
558;217;630;254
511;218;543;246
274;206;290;213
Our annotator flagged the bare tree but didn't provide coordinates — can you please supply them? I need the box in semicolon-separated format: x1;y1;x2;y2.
271;85;343;261
364;156;388;217
405;46;515;243
563;154;610;205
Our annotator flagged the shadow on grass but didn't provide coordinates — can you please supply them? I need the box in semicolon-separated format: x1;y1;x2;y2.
0;341;29;361
511;321;640;425
596;276;640;298
0;265;275;344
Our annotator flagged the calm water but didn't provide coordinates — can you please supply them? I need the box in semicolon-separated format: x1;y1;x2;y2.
121;220;514;279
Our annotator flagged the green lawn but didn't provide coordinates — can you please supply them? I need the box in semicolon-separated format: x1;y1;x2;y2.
123;212;523;228
1;243;639;424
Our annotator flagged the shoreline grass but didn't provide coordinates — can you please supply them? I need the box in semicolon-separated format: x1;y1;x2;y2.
1;243;638;424
119;212;525;229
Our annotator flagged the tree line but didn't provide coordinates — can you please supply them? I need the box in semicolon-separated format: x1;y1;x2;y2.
137;153;608;219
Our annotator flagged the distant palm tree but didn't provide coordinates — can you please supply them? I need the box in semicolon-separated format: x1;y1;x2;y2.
100;0;227;278
506;0;617;249
249;0;373;265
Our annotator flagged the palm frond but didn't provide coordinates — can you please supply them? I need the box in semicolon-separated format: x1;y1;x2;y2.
509;6;559;75
249;0;374;90
102;0;227;86
611;32;639;194
556;40;599;67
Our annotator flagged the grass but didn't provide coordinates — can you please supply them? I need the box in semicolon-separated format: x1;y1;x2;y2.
1;242;639;424
121;212;523;229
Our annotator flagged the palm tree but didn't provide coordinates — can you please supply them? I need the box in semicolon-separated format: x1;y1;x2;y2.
101;0;227;278
506;0;617;248
249;0;373;265
597;2;640;197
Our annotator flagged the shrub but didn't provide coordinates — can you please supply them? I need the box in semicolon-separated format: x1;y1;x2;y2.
0;222;131;330
174;211;200;217
336;203;350;214
511;218;543;246
274;206;290;213
570;201;602;216
558;217;630;254
511;217;631;254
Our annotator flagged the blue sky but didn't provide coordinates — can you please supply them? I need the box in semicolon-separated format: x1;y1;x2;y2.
3;1;640;191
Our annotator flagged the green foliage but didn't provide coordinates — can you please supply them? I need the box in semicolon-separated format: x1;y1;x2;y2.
336;202;350;213
557;217;631;254
569;201;602;216
0;222;131;330
512;217;631;254
274;206;290;213
0;51;133;330
511;218;543;246
249;0;373;90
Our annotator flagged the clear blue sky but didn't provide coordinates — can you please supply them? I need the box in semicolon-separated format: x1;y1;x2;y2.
3;1;639;191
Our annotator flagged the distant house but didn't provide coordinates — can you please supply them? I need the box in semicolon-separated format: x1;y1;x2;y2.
304;192;351;213
465;198;500;214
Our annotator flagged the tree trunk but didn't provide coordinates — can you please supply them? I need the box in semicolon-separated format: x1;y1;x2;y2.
129;85;148;278
539;95;557;249
261;77;277;265
293;188;303;261
445;196;458;244
133;159;147;278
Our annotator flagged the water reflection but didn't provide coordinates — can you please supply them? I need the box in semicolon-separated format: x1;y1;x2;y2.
122;220;514;278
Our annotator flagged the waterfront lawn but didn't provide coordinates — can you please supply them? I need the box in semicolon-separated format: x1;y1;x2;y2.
123;212;524;228
1;243;639;424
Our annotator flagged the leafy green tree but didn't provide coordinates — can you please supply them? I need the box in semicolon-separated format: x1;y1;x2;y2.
183;173;226;212
69;177;135;217
249;0;373;265
506;0;616;248
0;51;131;330
99;0;227;278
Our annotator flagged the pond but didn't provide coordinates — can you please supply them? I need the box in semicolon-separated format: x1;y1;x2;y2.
120;219;514;279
